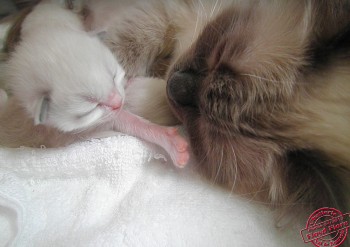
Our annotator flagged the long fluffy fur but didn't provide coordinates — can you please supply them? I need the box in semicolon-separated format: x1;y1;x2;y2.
3;0;350;227
0;0;177;140
84;0;350;223
172;0;350;219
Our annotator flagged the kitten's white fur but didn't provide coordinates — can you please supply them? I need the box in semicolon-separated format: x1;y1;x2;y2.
6;2;126;132
1;2;189;167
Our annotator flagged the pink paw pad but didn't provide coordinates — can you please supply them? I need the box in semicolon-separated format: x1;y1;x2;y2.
163;127;190;168
176;151;190;168
166;127;178;136
173;135;188;152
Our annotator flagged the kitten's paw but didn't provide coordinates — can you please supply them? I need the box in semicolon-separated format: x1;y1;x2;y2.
166;127;178;136
163;127;189;168
173;134;188;153
174;149;190;168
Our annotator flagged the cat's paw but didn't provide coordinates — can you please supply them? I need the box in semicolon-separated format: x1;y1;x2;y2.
163;127;190;168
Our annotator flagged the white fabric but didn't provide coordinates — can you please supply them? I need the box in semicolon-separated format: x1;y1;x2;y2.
0;135;305;247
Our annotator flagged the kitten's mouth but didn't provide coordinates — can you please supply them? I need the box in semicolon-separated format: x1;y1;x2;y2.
105;91;123;110
94;91;124;112
98;102;122;111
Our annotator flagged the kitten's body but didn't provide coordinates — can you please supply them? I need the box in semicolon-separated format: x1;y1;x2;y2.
85;0;350;221
0;2;189;167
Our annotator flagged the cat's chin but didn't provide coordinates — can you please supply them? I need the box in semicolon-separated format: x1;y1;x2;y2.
167;103;184;123
166;90;198;125
167;97;231;136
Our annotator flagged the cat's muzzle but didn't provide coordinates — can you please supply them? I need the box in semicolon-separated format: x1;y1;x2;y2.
167;71;198;110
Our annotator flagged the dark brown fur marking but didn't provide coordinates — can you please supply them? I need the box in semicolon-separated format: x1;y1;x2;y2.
167;1;350;222
3;6;33;53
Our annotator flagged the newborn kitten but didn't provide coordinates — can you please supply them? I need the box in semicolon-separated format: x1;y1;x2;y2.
4;0;180;125
1;2;189;167
85;0;350;220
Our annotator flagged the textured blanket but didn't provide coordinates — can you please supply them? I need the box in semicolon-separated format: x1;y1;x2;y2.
0;135;304;246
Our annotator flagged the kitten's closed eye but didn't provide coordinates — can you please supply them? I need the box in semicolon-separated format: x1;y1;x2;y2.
34;96;49;125
76;101;99;119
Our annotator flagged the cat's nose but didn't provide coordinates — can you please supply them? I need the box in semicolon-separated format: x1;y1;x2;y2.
167;71;198;107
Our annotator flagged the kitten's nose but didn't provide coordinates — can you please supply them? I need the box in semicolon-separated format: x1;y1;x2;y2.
104;91;123;110
167;71;198;107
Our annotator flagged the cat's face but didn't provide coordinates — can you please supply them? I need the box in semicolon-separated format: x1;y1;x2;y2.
7;30;126;132
166;6;303;187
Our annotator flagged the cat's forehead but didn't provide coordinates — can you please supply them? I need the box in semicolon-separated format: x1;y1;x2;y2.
172;7;253;72
172;15;226;70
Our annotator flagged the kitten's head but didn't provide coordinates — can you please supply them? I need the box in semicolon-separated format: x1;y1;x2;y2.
7;28;126;132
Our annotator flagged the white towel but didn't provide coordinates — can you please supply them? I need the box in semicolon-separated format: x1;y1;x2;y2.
0;134;305;247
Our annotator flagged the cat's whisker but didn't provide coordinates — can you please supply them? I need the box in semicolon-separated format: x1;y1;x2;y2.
235;189;268;198
244;183;269;205
222;123;238;194
171;36;183;54
197;0;208;20
240;196;310;206
192;8;200;43
189;124;212;171
240;73;281;84
210;0;220;18
228;140;238;193
212;148;224;186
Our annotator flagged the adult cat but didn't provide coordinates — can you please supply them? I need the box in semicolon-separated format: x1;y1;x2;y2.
86;0;350;218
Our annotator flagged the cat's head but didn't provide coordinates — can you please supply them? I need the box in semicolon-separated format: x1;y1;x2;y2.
7;28;126;133
166;5;308;190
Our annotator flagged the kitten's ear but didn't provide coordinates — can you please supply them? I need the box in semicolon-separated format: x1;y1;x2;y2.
34;96;50;125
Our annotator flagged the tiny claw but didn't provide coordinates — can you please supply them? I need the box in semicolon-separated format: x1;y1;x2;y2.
176;152;190;168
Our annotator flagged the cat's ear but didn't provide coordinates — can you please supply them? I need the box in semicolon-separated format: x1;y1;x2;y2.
34;96;50;125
